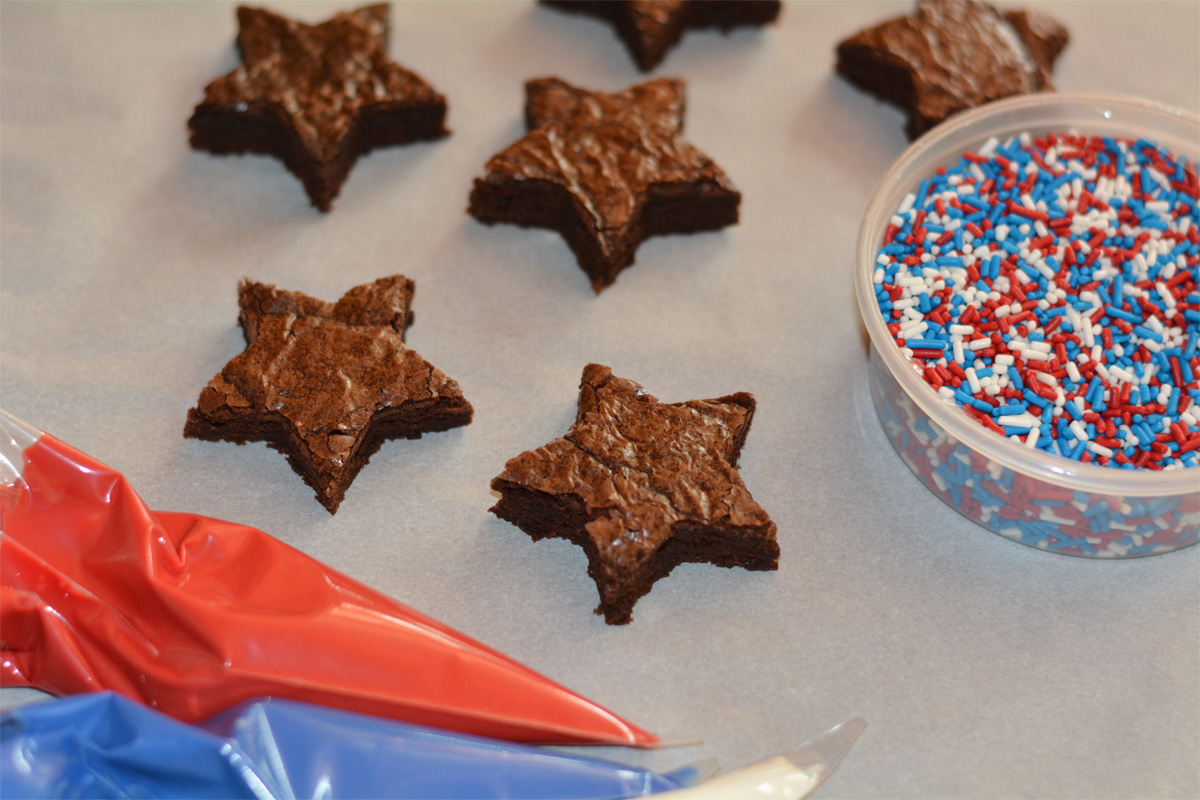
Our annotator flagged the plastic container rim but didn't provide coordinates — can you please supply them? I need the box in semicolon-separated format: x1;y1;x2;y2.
855;91;1200;497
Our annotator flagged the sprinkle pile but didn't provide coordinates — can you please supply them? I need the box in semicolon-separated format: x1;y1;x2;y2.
873;132;1200;470
872;364;1198;556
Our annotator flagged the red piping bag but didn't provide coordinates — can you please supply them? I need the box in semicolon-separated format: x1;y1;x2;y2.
0;411;657;746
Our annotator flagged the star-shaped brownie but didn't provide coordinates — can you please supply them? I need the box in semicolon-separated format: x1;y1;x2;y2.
836;0;1068;138
189;4;448;211
490;364;778;625
541;0;781;71
468;77;740;293
184;276;473;513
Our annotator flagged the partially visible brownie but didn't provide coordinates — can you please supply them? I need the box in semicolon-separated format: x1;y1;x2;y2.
189;4;449;211
185;276;473;513
468;77;740;293
835;0;1068;138
490;364;778;625
542;0;781;71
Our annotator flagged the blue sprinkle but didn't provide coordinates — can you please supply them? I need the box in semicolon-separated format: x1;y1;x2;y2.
1105;305;1142;323
915;178;931;208
1133;325;1163;343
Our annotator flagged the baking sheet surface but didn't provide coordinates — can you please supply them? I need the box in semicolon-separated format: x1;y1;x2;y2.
2;2;1197;796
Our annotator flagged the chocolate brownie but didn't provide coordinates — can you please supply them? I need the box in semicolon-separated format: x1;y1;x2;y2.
468;77;740;293
542;0;781;71
835;0;1068;138
185;276;473;513
490;365;778;625
188;4;449;211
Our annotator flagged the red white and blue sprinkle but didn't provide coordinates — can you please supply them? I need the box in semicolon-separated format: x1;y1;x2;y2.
874;132;1200;473
871;353;1199;557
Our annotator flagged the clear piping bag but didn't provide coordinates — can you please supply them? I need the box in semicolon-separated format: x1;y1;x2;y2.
0;410;656;746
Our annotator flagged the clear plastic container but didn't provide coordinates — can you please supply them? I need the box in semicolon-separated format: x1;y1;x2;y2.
855;93;1200;557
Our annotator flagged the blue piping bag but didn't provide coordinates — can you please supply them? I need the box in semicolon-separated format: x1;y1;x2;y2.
0;692;695;799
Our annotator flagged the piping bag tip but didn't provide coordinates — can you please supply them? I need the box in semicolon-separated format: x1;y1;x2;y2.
0;410;40;485
0;410;658;747
649;716;867;799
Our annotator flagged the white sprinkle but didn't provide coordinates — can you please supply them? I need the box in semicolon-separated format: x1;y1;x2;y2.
1000;413;1040;428
1065;306;1084;334
1029;257;1057;281
966;368;982;393
969;338;992;351
995;354;1015;366
1025;428;1040;449
1066;361;1082;383
1069;420;1089;441
1087;442;1114;458
1110;365;1141;384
